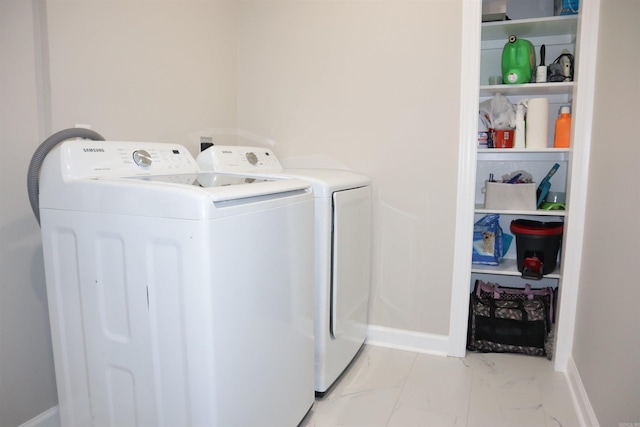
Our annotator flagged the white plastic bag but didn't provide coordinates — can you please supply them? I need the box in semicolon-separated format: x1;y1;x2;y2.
479;94;516;130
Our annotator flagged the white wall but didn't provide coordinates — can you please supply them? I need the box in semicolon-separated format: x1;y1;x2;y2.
45;0;238;152
237;0;463;335
0;2;58;426
572;0;640;425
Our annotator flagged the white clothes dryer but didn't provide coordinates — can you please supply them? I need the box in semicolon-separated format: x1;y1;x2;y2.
197;146;372;394
37;140;315;426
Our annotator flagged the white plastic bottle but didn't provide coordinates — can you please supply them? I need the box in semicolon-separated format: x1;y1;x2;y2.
514;104;526;148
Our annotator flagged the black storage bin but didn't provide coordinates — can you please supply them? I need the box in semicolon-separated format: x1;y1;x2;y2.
510;219;563;277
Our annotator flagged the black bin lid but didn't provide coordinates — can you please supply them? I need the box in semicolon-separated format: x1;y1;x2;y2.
510;219;564;236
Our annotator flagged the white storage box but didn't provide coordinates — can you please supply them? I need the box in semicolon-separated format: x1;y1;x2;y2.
483;181;537;210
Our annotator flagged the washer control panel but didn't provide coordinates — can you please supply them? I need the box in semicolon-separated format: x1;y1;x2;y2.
59;140;200;179
197;145;283;174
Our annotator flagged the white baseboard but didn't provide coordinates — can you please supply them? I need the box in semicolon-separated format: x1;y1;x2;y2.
18;406;60;427
566;356;600;427
366;324;449;356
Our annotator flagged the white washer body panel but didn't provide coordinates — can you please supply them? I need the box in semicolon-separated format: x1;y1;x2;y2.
197;146;372;393
39;141;314;426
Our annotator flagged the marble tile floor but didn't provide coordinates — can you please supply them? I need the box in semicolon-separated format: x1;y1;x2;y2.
301;345;580;427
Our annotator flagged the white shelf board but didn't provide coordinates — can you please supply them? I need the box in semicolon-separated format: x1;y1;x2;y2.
471;258;561;279
475;205;566;217
481;15;578;41
477;148;570;162
479;82;574;97
478;148;569;154
475;204;566;216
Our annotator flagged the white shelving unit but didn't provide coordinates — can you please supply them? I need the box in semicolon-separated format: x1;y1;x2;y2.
451;1;599;372
473;14;577;281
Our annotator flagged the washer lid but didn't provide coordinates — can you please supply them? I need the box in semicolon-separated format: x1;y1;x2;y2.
125;172;310;202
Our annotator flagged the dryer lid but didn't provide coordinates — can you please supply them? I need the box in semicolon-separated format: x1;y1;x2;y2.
197;145;371;197
281;168;370;197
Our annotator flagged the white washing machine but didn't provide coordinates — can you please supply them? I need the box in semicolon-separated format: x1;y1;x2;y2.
37;140;315;426
197;146;371;394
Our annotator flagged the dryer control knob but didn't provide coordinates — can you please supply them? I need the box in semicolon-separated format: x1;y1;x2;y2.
246;152;258;165
133;150;152;167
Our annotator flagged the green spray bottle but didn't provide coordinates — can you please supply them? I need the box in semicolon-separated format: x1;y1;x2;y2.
501;35;536;84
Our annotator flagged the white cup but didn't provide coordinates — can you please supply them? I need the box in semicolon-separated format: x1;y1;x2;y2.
488;75;502;85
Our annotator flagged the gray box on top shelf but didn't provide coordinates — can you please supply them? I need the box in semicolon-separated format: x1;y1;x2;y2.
482;0;506;22
506;0;554;20
482;0;554;22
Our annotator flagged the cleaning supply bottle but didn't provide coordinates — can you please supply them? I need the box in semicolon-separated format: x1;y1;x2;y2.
514;104;526;148
554;105;572;148
502;35;536;85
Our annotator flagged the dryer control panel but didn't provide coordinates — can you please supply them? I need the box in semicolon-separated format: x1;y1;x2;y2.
58;140;200;179
198;145;284;174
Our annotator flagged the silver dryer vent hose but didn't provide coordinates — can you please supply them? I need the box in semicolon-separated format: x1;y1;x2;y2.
27;128;105;226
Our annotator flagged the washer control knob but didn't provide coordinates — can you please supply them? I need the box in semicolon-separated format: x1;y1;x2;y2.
133;150;152;167
246;152;258;165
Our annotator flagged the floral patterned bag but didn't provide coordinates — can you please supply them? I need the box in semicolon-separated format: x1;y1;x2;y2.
467;280;552;357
